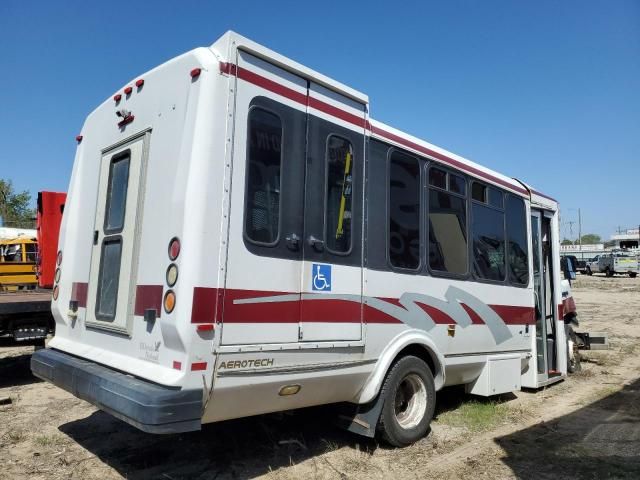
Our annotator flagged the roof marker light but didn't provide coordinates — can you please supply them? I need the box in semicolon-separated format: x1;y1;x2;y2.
124;86;133;95
114;94;122;102
135;79;144;88
75;135;83;143
190;68;201;78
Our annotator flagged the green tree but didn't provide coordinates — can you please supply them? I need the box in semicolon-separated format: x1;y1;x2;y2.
561;238;574;246
0;179;35;229
580;233;601;245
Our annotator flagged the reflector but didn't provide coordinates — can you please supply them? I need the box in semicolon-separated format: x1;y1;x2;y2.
164;290;176;313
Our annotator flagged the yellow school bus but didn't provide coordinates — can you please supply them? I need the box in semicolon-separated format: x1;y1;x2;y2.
0;237;38;290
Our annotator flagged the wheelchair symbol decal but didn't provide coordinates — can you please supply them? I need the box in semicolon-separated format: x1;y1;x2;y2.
312;264;331;292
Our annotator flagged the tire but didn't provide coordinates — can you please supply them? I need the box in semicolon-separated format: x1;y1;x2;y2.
586;267;592;276
605;268;613;278
629;272;637;278
566;326;581;373
377;355;436;447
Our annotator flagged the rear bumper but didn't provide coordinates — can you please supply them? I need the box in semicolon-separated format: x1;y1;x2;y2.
31;348;202;434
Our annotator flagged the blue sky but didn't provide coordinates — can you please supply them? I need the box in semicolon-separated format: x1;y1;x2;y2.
1;1;638;239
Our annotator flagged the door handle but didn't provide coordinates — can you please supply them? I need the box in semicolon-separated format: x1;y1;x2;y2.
285;233;300;251
307;235;324;252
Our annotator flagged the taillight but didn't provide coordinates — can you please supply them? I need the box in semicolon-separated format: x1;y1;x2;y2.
166;264;178;287
190;68;201;78
54;268;61;284
52;285;59;300
56;251;62;266
135;79;144;88
168;237;180;260
114;94;122;102
75;135;83;143
164;290;176;313
124;86;133;95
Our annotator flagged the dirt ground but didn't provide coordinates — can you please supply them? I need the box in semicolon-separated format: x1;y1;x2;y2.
1;274;639;480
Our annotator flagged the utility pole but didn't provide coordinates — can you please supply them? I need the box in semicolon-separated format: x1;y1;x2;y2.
578;208;582;260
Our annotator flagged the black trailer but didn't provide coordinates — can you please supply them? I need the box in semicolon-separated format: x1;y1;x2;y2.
0;292;54;343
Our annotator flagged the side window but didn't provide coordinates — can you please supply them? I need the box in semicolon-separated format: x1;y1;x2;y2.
3;244;22;262
428;167;467;275
25;243;37;262
471;182;506;281
245;108;283;245
325;136;354;253
506;195;529;285
389;151;420;270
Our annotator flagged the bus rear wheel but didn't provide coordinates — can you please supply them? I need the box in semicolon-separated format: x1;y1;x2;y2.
377;355;435;447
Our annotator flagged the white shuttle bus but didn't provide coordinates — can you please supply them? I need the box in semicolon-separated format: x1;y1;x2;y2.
33;31;570;446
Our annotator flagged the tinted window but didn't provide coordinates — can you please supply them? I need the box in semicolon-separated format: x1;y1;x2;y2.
96;238;122;321
325;136;354;253
472;182;486;202
449;173;466;196
471;182;506;281
429;167;447;189
428;174;467;275
245;108;282;245
389;151;420;269
472;203;506;281
506;195;529;285
104;154;130;234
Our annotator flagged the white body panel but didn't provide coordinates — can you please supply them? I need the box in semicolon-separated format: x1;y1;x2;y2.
50;31;568;427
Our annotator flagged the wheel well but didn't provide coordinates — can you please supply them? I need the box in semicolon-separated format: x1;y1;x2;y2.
395;344;438;378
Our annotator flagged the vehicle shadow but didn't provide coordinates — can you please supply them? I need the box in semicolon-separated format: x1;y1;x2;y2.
0;340;42;388
495;378;640;479
59;404;378;479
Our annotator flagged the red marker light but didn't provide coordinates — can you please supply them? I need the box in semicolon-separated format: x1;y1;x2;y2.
124;86;133;95
114;94;122;102
190;68;201;78
75;135;83;143
197;324;215;332
168;237;181;260
135;79;144;88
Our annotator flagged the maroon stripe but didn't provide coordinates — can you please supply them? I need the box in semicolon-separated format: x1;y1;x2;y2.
308;96;367;129
490;305;535;325
223;289;299;324
134;285;163;317
416;303;456;325
191;287;220;324
370;125;529;196
531;189;557;203
71;282;88;308
461;303;485;325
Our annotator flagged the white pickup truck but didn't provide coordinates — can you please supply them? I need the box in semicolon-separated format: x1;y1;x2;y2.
586;252;639;278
